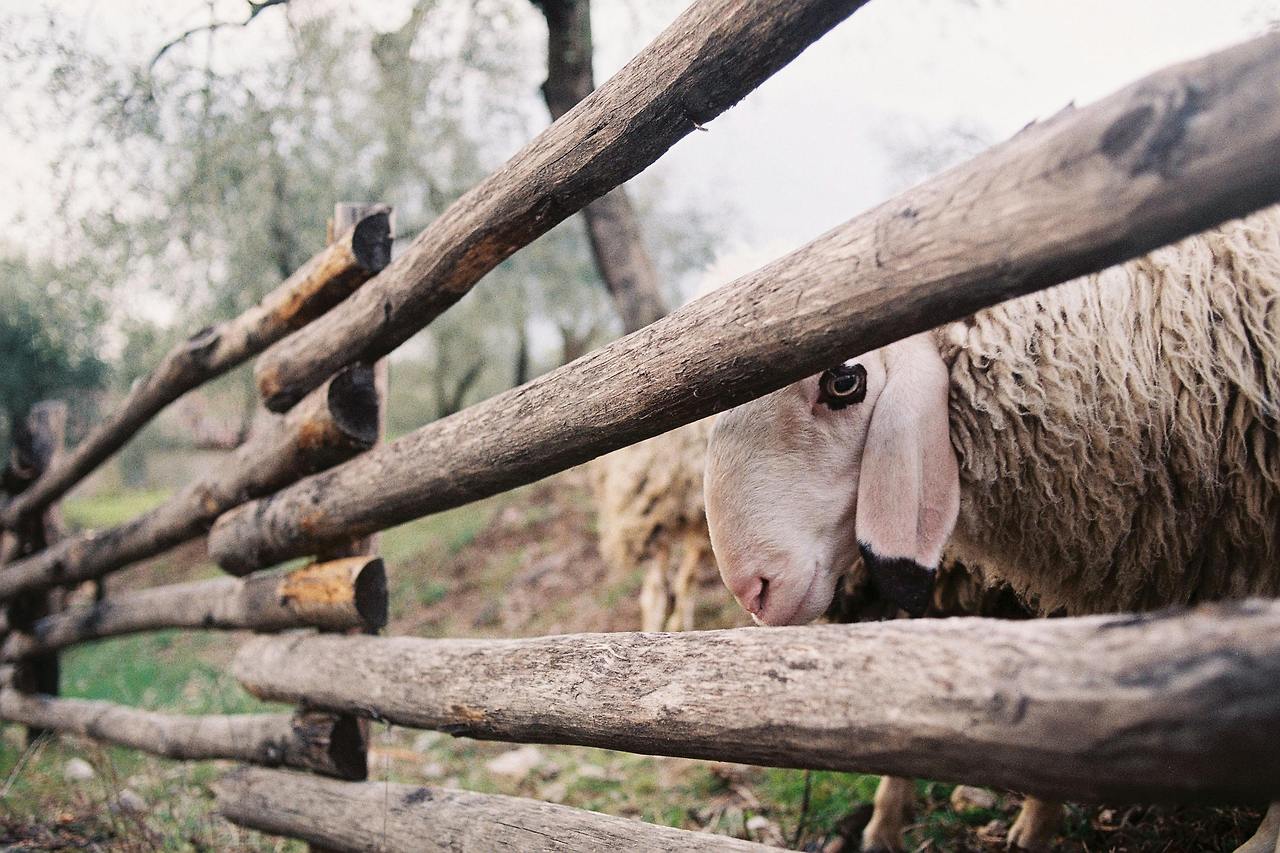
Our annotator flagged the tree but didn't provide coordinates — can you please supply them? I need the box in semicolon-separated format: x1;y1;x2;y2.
0;255;108;460
530;0;671;332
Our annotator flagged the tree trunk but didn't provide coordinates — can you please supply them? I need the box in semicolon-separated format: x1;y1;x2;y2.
233;601;1280;804
535;0;669;333
207;32;1280;573
2;556;386;661
0;690;366;779
216;767;769;852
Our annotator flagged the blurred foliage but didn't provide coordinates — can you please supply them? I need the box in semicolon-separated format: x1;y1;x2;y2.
0;253;109;457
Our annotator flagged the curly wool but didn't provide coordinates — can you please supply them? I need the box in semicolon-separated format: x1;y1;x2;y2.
589;418;715;574
938;206;1280;615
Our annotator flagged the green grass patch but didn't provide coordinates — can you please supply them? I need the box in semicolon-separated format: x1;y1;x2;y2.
63;488;171;530
761;769;881;838
61;632;279;715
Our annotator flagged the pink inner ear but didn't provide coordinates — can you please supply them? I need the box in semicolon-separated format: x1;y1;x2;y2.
854;335;960;571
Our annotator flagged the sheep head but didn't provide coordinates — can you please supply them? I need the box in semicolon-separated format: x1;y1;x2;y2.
704;333;959;624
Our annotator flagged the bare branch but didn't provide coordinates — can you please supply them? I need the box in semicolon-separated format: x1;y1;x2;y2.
148;0;290;71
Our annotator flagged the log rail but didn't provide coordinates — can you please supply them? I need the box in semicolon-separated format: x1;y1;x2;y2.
230;601;1280;805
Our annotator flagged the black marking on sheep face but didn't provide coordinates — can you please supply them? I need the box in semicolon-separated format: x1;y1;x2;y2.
859;543;936;619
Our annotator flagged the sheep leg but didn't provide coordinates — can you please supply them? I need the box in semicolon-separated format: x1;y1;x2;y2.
1234;802;1280;853
639;543;672;632
664;530;704;632
861;775;914;853
1006;796;1062;852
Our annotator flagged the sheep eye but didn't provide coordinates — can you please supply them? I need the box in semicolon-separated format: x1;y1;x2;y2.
818;363;867;410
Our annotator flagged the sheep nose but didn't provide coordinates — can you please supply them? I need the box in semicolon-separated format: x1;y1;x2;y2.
732;575;769;615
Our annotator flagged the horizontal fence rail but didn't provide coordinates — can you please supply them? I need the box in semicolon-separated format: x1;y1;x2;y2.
252;0;872;412
216;767;771;852
0;364;378;600
0;557;386;661
233;600;1280;804
210;31;1280;573
0;210;391;531
0;690;367;779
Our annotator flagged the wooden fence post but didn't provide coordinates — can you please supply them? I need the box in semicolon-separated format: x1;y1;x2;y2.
1;401;68;743
304;203;392;853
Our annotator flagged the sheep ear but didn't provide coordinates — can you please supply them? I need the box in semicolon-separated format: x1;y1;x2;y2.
855;335;959;618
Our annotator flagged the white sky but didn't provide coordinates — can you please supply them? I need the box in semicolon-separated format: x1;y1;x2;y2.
1;0;1277;285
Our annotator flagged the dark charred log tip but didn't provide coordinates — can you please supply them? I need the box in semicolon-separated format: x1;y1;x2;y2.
859;543;936;619
354;558;388;631
325;364;380;448
327;714;369;780
351;209;393;273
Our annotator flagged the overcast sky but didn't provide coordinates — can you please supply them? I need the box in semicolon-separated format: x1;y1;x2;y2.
1;0;1276;283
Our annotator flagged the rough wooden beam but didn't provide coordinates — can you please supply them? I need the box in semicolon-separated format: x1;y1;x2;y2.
1;557;386;661
210;33;1280;572
0;209;391;530
216;767;768;852
0;364;378;600
252;0;871;412
0;690;366;779
234;601;1280;804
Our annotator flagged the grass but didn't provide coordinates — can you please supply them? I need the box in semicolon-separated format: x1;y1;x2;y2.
61;631;279;715
63;488;171;530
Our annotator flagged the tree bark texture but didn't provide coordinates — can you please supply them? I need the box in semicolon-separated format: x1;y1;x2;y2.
0;364;378;599
252;0;871;412
0;690;366;779
536;0;669;332
216;766;769;852
0;209;391;529
233;601;1280;804
1;556;386;661
210;33;1280;572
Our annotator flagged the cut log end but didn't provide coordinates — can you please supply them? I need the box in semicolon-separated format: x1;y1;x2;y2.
353;559;388;630
325;363;380;449
350;208;394;274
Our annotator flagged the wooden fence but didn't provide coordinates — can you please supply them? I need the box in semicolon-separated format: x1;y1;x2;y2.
2;2;1280;848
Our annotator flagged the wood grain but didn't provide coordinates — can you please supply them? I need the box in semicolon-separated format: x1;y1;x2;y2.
216;767;769;852
0;691;367;779
234;600;1280;803
1;557;386;660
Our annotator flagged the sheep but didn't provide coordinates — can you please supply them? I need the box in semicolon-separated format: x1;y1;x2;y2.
702;205;1280;852
589;417;717;631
